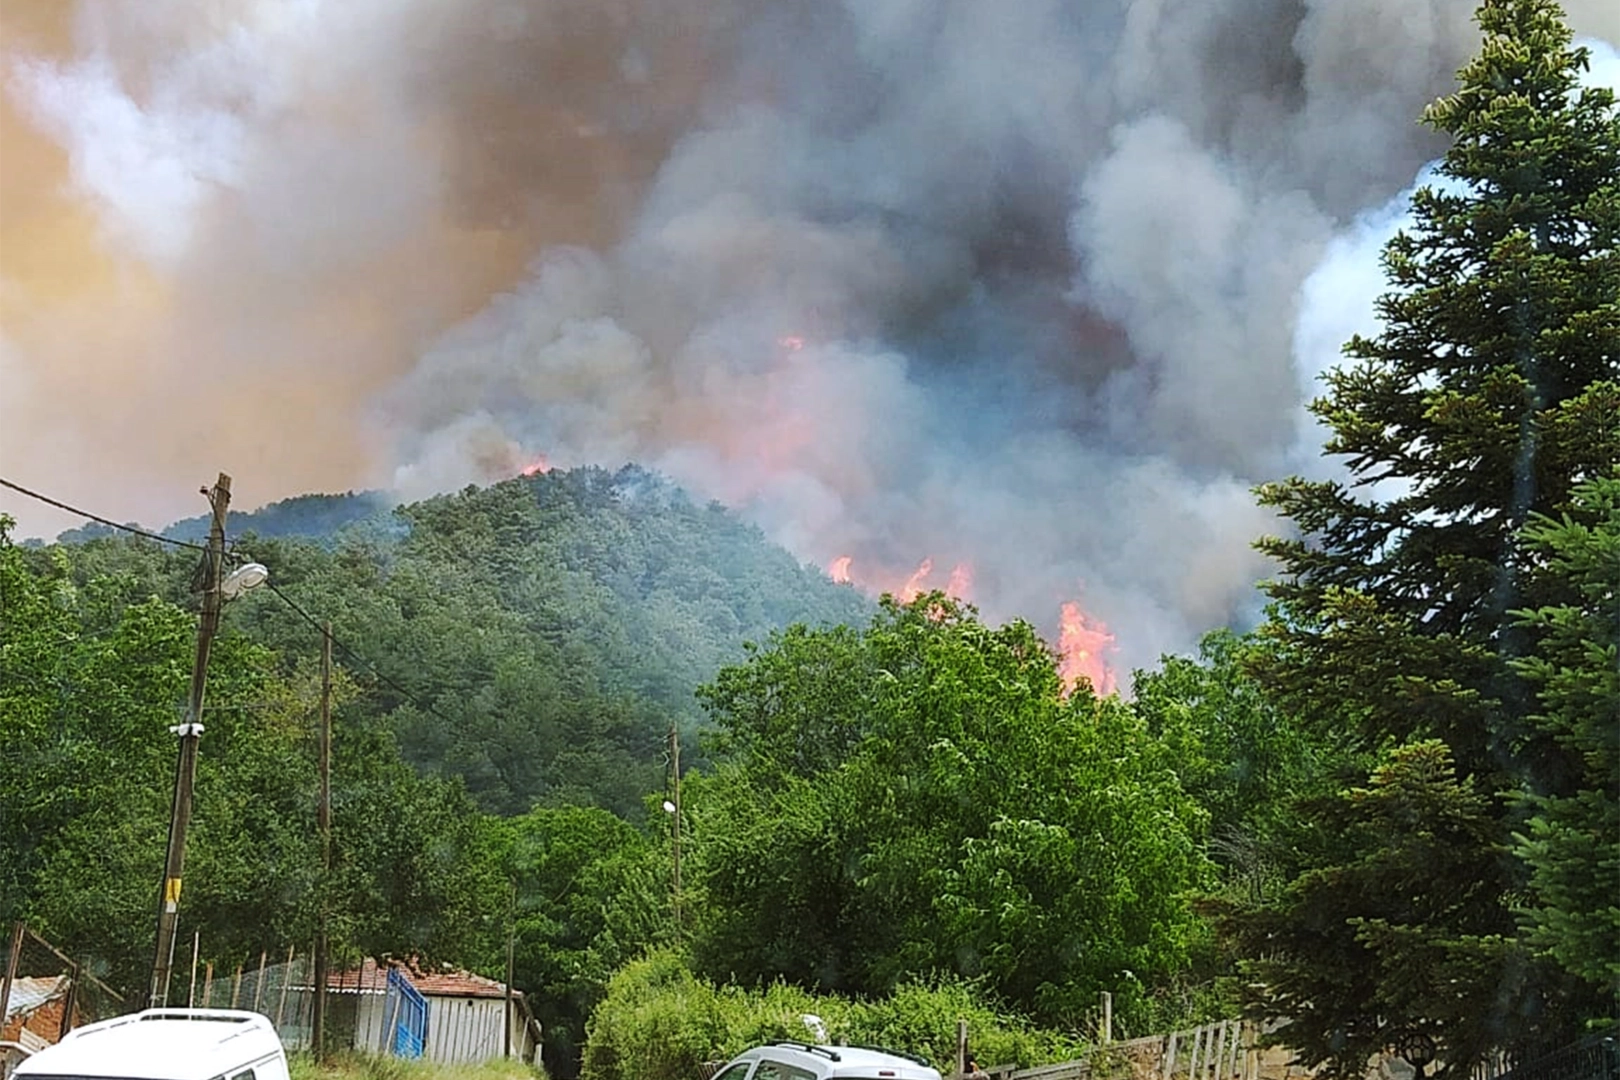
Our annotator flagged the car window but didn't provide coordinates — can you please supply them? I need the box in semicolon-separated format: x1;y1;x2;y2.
753;1060;818;1080
712;1063;754;1080
231;1070;257;1080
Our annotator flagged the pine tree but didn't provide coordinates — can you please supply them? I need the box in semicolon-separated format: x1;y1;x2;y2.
1231;0;1620;1073
1510;474;1620;997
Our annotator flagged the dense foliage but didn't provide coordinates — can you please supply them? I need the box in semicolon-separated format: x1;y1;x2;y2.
3;452;1343;1069
2;467;866;1071
1131;629;1358;900
1233;0;1620;1071
685;595;1217;1031
0;515;496;994
39;467;869;817
582;949;1084;1080
491;806;674;1072
1508;474;1620;995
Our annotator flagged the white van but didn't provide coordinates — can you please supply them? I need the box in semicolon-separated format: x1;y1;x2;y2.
13;1009;289;1080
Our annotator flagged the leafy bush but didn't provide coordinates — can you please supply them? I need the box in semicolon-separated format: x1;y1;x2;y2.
582;951;1082;1080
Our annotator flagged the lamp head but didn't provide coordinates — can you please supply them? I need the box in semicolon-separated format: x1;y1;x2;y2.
221;562;269;599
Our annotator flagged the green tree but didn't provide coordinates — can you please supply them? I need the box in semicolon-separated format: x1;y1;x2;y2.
1234;0;1620;1070
491;806;670;1077
1131;629;1355;899
1509;473;1620;995
0;516;503;994
689;596;1213;1029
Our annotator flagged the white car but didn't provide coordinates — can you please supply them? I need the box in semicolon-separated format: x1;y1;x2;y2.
13;1009;289;1080
711;1042;944;1080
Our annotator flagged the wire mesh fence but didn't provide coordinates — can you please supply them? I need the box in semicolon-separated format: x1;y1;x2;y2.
1;925;533;1070
1;923;126;1060
179;946;425;1059
180;945;316;1051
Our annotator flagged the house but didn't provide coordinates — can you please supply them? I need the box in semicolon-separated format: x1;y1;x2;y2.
321;959;540;1066
1;976;74;1055
408;964;542;1067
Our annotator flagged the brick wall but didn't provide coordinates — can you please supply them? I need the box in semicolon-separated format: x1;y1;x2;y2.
1;995;79;1048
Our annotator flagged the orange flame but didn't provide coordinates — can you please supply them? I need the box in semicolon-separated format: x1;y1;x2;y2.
829;555;853;584
1057;600;1117;697
520;456;551;477
945;562;973;602
898;557;934;603
778;334;806;351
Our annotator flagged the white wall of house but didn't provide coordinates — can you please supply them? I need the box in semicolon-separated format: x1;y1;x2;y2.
350;993;392;1055
425;995;525;1064
420;994;540;1065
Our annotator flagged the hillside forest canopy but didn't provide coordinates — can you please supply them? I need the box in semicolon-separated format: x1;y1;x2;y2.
1;2;1616;1078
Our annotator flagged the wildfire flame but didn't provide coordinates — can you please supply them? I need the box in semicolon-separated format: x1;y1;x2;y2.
520;456;551;477
828;554;1119;695
838;555;976;603
898;557;934;603
1057;600;1117;697
778;334;806;351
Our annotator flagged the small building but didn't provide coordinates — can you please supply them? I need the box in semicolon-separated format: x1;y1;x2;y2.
408;965;541;1067
322;959;539;1066
1;976;74;1056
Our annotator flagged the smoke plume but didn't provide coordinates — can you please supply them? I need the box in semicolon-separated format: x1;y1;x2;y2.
3;0;1616;672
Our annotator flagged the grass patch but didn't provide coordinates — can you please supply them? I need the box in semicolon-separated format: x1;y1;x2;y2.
288;1052;543;1080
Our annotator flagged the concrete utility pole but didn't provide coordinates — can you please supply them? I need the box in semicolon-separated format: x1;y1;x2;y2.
312;623;332;1059
149;473;231;1008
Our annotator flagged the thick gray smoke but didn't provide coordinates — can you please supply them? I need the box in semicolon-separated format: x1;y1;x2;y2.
4;0;1617;674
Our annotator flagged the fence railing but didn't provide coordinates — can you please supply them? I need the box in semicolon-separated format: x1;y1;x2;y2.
180;947;317;1051
1;922;126;1069
1471;1031;1620;1080
1159;1020;1253;1080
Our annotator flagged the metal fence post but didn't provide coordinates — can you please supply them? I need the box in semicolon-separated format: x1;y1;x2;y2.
0;921;23;1039
57;959;81;1040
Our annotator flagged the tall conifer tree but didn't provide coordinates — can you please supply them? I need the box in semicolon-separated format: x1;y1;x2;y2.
1233;0;1619;1072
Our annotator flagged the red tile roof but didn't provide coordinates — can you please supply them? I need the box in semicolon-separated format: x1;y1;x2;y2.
324;958;521;1001
404;964;518;1000
325;957;390;993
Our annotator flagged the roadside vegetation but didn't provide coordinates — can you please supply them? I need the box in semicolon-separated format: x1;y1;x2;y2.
288;1056;541;1080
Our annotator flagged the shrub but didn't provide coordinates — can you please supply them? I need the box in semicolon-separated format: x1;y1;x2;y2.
582;951;1082;1080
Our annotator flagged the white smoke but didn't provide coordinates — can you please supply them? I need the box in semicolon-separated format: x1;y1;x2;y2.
3;1;1616;674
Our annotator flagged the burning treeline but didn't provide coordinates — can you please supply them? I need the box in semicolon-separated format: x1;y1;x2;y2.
2;1;1616;674
827;554;1116;697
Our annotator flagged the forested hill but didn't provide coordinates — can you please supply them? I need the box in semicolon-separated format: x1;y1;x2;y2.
48;466;871;815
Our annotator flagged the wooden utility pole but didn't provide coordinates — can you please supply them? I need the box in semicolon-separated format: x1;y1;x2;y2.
504;879;516;1059
312;623;333;1060
0;921;24;1028
669;727;682;935
149;473;231;1008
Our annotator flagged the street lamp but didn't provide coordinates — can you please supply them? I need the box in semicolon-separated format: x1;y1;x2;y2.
1397;1031;1437;1080
220;562;269;600
149;474;270;1008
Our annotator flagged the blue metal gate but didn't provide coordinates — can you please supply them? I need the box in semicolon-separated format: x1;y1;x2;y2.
383;966;427;1058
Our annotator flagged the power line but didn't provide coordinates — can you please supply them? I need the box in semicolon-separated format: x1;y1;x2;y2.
263;583;462;732
0;476;209;553
2;474;461;734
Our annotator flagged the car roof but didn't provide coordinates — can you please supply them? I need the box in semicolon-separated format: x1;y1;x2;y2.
16;1009;284;1080
731;1042;943;1080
